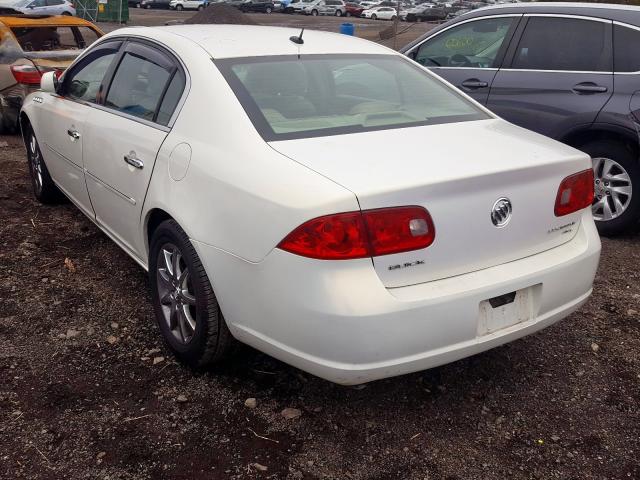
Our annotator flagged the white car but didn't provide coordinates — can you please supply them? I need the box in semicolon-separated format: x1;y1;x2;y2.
169;0;206;9
3;0;76;15
361;5;397;19
21;25;600;385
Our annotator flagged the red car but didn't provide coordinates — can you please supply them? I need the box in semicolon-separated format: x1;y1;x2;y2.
344;2;363;16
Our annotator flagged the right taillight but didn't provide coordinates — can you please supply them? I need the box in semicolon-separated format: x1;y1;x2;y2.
277;206;435;260
10;65;43;86
554;169;595;217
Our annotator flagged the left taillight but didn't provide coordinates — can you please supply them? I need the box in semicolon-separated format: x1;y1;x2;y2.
10;65;43;86
277;206;435;260
554;169;595;217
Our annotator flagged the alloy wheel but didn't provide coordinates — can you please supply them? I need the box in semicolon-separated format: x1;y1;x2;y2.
28;133;43;195
156;243;197;344
592;156;633;221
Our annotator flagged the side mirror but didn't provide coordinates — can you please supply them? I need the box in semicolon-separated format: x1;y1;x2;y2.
40;71;58;94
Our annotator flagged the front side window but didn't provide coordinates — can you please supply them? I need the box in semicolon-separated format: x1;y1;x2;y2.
65;50;118;103
511;17;611;72
218;54;488;141
614;25;640;73
105;51;172;122
415;17;515;68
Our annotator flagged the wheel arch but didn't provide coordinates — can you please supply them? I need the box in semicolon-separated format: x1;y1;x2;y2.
145;208;175;257
19;111;32;141
561;124;639;161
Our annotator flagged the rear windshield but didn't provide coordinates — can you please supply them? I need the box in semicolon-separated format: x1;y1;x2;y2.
11;26;100;52
217;54;489;141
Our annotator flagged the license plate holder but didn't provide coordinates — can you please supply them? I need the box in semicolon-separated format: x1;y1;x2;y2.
478;287;536;336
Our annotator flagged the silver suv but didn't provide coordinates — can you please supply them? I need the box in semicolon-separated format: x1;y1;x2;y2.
304;0;346;16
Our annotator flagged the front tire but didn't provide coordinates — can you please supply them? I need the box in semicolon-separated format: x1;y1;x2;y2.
149;220;234;367
371;13;377;19
176;4;183;10
335;9;341;15
311;8;318;15
581;140;640;235
24;127;63;204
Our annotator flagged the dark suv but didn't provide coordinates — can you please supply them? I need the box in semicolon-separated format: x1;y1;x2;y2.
402;3;640;235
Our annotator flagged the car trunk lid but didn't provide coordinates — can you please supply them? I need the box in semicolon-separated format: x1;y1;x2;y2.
270;119;590;288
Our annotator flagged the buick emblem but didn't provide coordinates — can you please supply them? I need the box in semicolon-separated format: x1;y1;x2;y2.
491;197;512;227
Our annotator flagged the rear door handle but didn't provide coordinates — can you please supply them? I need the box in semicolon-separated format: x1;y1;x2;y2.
67;129;80;140
461;79;489;89
572;82;608;94
124;152;144;169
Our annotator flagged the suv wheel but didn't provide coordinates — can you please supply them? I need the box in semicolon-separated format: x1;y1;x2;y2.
371;13;377;19
176;3;183;9
149;220;235;367
582;140;640;235
266;5;272;12
335;9;341;15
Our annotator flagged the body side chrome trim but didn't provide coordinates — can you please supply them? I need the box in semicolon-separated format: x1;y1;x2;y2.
84;169;137;205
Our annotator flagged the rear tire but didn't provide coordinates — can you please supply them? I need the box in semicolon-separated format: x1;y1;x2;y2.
581;139;640;236
197;4;203;10
149;220;235;368
24;126;64;204
335;9;341;15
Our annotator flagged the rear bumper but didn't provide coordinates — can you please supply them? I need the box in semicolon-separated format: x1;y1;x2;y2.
193;212;600;384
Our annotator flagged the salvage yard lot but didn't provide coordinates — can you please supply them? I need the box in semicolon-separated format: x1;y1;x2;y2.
1;130;639;479
1;11;640;480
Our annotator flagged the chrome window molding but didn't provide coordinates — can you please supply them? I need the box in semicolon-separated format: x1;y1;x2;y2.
498;69;613;75
523;13;612;24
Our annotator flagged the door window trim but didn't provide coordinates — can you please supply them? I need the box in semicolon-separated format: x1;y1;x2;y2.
57;35;190;132
405;13;523;71
499;14;614;74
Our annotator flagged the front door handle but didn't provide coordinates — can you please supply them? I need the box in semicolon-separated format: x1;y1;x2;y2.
124;152;144;169
67;129;80;140
572;82;608;94
461;79;489;89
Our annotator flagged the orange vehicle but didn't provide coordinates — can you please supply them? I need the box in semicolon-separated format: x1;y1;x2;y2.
0;11;103;131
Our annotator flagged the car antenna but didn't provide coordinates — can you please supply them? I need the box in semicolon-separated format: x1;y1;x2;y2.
290;28;304;45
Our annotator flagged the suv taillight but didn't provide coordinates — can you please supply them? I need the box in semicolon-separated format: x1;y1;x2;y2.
10;65;43;86
277;206;435;260
554;169;594;217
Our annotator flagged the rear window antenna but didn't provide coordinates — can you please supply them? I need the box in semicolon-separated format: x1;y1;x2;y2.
290;28;304;45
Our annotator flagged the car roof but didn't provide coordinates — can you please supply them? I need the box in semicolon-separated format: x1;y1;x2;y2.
0;14;101;28
114;25;393;59
457;2;640;26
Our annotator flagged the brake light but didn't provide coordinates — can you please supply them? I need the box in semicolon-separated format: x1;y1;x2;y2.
554;169;594;217
10;65;43;86
278;206;435;260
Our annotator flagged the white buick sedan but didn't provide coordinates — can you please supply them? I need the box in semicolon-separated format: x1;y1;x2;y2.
20;25;601;384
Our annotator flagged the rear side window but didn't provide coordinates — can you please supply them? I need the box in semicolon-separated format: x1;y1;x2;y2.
512;17;611;72
105;52;172;122
614;25;640;72
11;26;100;51
156;69;186;126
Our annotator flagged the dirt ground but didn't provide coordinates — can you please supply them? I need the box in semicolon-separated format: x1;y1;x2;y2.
1;11;640;480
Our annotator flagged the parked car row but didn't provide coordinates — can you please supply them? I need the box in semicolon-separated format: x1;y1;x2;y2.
20;23;601;386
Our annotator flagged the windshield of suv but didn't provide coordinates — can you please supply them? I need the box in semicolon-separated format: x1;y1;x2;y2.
217;54;489;141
